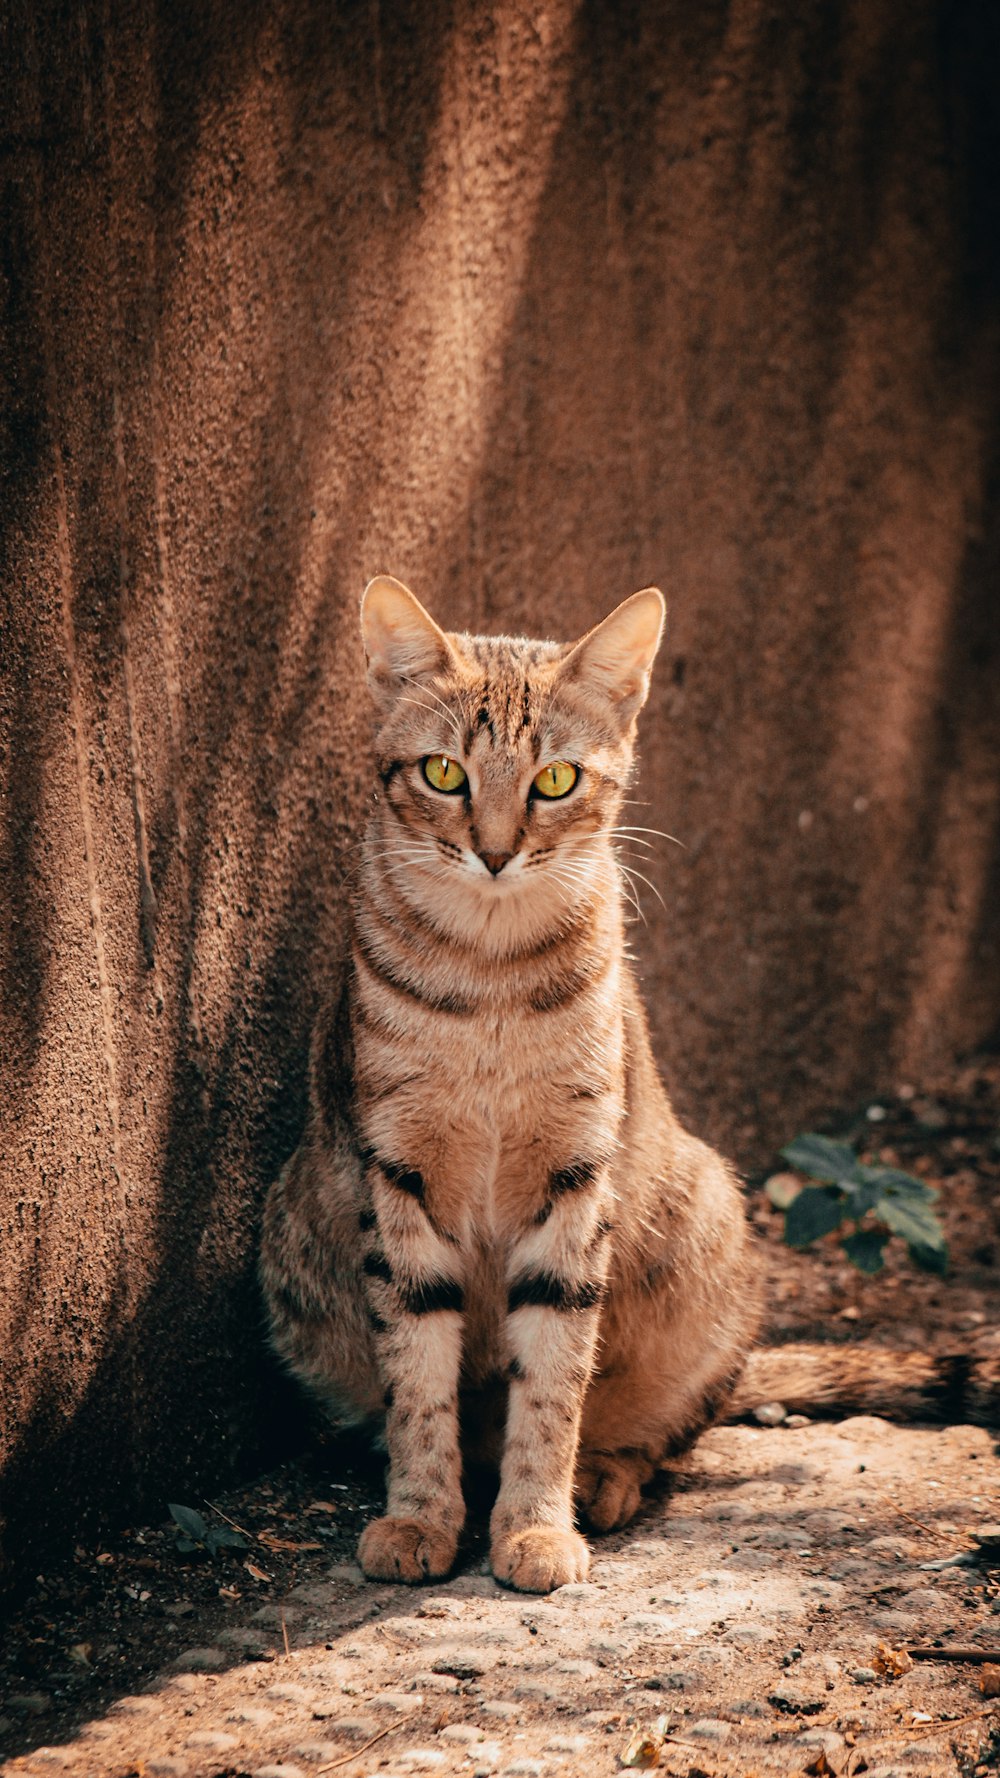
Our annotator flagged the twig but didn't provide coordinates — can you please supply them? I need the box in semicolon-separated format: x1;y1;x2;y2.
898;1709;995;1738
317;1722;395;1770
205;1499;254;1540
879;1493;970;1545
906;1646;1000;1664
280;1610;290;1658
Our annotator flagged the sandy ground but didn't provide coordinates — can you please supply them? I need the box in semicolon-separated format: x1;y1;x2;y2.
2;1055;999;1778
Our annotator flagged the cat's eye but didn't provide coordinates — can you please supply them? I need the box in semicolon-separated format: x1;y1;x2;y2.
532;761;578;799
423;754;467;794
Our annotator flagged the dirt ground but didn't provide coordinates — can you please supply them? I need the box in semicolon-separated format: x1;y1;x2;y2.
2;1052;999;1778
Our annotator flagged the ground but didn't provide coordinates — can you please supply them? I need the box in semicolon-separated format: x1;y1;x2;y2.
2;1054;999;1778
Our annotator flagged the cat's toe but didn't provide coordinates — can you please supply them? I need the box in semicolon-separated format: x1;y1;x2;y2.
357;1516;457;1583
491;1526;590;1593
575;1451;650;1532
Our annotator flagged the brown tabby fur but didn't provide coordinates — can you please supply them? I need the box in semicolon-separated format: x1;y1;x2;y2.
259;577;759;1593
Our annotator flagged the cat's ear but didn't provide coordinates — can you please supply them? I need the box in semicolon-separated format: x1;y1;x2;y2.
560;587;666;719
361;576;456;704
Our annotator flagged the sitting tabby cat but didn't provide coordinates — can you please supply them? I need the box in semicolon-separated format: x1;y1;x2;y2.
260;576;758;1594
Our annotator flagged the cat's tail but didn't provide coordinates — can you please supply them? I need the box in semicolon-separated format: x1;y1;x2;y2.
727;1343;1000;1428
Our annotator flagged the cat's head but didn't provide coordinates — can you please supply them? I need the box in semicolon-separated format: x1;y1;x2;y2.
359;576;664;940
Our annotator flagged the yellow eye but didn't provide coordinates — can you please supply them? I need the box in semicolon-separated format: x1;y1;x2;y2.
423;754;467;794
532;761;578;799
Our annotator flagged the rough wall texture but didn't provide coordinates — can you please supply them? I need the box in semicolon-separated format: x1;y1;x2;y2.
1;0;998;1572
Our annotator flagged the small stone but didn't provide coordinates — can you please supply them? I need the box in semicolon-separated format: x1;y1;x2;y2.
371;1690;422;1711
797;1730;847;1753
293;1744;342;1763
549;1581;604;1601
432;1656;486;1679
644;1670;703;1692
852;1666;879;1684
173;1645;227;1671
687;1720;732;1742
440;1724;487;1743
411;1670;461;1692
545;1733;591;1752
266;1682;319;1705
480;1700;519;1720
470;1747;503;1774
768;1687;825;1715
7;1693;53;1715
325;1561;366;1584
502;1762;544;1777
253;1767;307;1778
511;1677;558;1700
752;1401;788;1426
187;1731;240;1751
217;1625;272;1652
324;1715;379;1738
147;1762;190;1777
229;1706;277;1726
398;1753;447;1772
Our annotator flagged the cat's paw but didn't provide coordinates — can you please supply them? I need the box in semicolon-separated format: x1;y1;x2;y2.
575;1450;652;1532
357;1516;457;1583
491;1525;590;1593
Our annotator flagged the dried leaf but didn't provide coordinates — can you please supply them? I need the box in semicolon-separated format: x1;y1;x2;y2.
803;1752;835;1776
218;1585;241;1601
872;1641;913;1679
244;1561;273;1583
620;1728;663;1767
305;1500;338;1515
979;1664;1000;1697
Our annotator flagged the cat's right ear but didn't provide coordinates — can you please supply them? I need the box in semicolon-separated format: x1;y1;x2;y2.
360;576;456;707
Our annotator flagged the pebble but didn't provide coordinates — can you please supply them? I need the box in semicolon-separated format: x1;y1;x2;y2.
412;1670;461;1691
644;1670;703;1692
265;1681;317;1704
293;1743;342;1763
253;1767;307;1778
687;1719;732;1742
440;1723;487;1743
186;1730;240;1750
852;1667;879;1684
147;1762;190;1777
172;1646;227;1671
8;1692;54;1714
397;1752;447;1771
502;1762;544;1776
545;1733;591;1752
324;1714;379;1737
370;1689;422;1710
470;1746;503;1773
481;1700;519;1719
228;1705;277;1726
511;1677;559;1699
752;1400;788;1426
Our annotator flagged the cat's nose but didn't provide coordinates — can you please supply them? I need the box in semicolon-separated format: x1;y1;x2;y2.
479;850;512;876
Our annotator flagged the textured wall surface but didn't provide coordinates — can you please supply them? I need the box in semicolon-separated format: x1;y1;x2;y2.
1;0;998;1572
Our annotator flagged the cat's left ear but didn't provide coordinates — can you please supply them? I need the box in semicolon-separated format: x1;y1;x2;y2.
560;587;666;720
361;576;457;708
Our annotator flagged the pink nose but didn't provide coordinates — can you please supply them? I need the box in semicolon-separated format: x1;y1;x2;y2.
479;851;512;876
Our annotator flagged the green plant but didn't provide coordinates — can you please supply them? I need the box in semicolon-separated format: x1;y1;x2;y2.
767;1133;948;1276
168;1502;246;1557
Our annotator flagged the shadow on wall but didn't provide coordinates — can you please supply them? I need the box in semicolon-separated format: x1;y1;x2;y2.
0;0;998;1581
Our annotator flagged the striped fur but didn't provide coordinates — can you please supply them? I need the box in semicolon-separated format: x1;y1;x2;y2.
260;577;759;1592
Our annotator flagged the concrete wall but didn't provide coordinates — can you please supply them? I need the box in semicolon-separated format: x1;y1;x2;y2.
1;0;998;1572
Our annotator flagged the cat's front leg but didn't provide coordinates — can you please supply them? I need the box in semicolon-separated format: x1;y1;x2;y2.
356;1160;466;1583
490;1166;613;1593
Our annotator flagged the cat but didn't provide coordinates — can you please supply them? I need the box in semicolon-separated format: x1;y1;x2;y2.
259;575;759;1594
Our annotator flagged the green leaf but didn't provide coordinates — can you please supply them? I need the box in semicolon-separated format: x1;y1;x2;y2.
174;1536;200;1554
841;1228;888;1274
784;1184;846;1248
907;1238;949;1275
875;1194;946;1252
780;1134;857;1183
856;1164;938;1203
169;1503;208;1542
205;1526;245;1553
